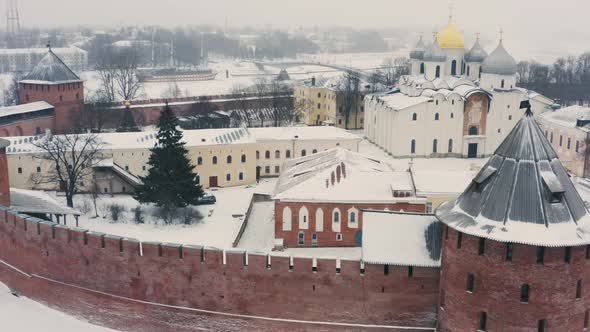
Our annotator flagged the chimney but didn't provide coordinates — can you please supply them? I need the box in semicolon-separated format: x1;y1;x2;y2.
0;138;11;207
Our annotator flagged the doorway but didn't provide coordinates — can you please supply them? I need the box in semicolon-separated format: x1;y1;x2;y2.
468;144;478;159
209;176;218;188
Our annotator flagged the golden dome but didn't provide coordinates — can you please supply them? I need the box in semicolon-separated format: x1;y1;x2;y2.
437;19;464;49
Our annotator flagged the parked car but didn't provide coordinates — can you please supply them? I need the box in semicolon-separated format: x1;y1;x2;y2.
197;195;216;205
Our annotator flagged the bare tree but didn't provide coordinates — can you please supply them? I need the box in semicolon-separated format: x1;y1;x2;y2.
95;46;142;102
3;74;21;106
162;82;183;99
253;77;269;127
230;85;253;127
95;47;118;103
290;98;309;125
268;78;291;126
337;71;361;129
30;133;105;208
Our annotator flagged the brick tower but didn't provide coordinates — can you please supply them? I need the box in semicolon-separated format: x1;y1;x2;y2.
0;138;10;207
436;109;590;331
18;44;84;134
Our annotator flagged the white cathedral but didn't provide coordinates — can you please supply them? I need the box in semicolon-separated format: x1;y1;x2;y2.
364;18;554;158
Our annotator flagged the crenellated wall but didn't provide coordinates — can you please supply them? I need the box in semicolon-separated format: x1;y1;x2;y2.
0;207;439;332
438;226;590;332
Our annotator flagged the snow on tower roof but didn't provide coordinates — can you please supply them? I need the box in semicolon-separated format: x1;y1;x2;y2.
21;49;81;84
0;101;54;117
362;211;442;267
539;105;590;131
436;110;590;247
273;148;421;203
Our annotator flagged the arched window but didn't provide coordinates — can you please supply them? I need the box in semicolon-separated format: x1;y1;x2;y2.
312;149;318;154
275;150;280;159
521;284;530;303
469;126;478;135
301;149;307;157
448;139;453;153
332;208;341;232
227;155;232;164
348;208;359;228
435;65;441;78
411;139;416;154
265;151;270;159
299;206;309;230
467;65;471;76
286;150;291;158
239;172;244;181
315;208;324;232
420;63;425;74
433;139;438;153
479;67;482;79
282;207;292;231
550;132;554;143
412;113;417;121
435;113;440;121
501;79;505;88
451;60;457;75
196;175;200;185
212;156;218;165
256;151;260;160
197;156;203;165
241;154;246;163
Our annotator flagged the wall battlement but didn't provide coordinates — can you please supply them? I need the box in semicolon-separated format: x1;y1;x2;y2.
0;206;439;331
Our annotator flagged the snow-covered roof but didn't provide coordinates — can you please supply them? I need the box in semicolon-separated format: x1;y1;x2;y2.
375;93;430;110
249;126;360;142
436;110;590;247
413;169;478;195
362;211;442;267
21;49;81;84
0;101;54;118
539;105;590;131
10;188;81;216
273;148;421;203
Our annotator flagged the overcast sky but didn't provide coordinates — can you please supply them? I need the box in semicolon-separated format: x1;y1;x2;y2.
9;0;590;61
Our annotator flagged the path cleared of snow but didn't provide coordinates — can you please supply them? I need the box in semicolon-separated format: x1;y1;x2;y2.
0;282;116;332
236;200;275;251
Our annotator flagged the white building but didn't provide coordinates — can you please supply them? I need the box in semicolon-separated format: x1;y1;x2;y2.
364;18;554;158
0;46;88;73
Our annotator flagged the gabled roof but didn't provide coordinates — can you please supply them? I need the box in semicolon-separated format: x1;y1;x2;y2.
21;49;81;84
436;110;590;247
272;148;420;203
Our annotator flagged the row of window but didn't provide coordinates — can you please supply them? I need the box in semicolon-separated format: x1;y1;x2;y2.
450;228;586;264
411;112;455;121
196;154;247;166
297;231;342;246
194;171;245;185
410;138;456;154
546;130;581;153
257;148;325;160
282;206;358;232
417;61;483;79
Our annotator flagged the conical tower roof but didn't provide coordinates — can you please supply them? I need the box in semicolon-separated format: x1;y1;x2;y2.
21;48;81;84
436;110;590;247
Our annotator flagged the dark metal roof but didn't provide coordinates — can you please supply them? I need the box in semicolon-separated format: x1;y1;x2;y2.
481;41;517;76
21;50;81;83
465;38;487;63
436;110;590;247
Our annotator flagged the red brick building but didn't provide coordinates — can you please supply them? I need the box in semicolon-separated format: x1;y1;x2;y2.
273;148;426;247
18;46;84;134
436;110;590;331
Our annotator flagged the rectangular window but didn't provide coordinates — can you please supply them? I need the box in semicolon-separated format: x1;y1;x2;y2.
576;141;580;153
445;225;449;240
384;265;389;275
275;166;280;174
577;280;583;299
17;167;22;174
538;320;545;332
298;232;304;246
311;233;318;246
537;247;545;264
567;137;571;149
265;166;270;174
336;233;342;241
506;243;513;262
565;247;572;264
478;238;486;256
584;309;589;329
440;289;445;309
426;202;433;214
466;273;474;293
408;266;413;277
479;312;487;331
521;284;530;303
560;135;563;146
457;232;463;249
586;245;590;260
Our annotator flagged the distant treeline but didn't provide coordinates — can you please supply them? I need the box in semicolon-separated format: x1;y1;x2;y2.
518;52;590;106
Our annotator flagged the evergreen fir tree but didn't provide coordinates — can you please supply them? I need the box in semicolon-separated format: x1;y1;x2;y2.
117;105;140;132
134;102;204;220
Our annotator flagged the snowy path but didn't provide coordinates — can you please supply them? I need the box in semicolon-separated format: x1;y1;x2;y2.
0;282;116;331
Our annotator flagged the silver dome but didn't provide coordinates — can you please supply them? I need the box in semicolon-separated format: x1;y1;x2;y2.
410;36;426;60
423;38;446;62
481;41;517;76
464;38;487;63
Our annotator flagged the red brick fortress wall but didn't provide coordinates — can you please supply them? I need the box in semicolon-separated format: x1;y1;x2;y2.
0;208;438;331
438;226;590;331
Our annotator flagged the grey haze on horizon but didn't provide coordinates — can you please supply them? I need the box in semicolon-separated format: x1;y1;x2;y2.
7;0;590;62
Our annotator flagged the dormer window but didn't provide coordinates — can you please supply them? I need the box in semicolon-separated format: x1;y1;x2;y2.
540;170;564;203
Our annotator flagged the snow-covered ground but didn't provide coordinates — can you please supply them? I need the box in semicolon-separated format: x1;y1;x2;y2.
52;178;277;249
0;282;115;331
